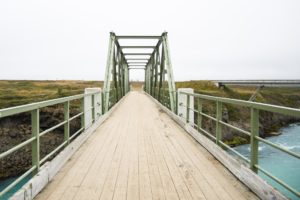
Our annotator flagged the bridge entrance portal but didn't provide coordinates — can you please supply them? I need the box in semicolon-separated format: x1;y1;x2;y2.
103;32;176;112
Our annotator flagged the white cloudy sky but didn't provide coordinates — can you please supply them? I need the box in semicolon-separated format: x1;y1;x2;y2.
0;0;300;81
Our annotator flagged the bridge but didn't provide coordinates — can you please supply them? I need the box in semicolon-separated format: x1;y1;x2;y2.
0;32;300;200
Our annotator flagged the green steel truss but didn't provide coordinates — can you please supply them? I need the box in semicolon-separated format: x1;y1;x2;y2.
103;32;176;112
103;32;130;112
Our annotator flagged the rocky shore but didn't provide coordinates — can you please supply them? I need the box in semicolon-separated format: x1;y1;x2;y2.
0;108;81;180
200;107;300;147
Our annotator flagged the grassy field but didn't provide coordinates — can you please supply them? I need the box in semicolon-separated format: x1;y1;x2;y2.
0;80;103;109
1;80;299;109
176;80;300;108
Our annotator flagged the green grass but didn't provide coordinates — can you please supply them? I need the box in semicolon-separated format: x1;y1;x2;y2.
176;81;300;108
0;80;103;109
1;80;299;110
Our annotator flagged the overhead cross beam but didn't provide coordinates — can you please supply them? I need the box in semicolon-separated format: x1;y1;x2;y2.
127;58;149;60
116;35;161;39
121;46;156;49
129;67;146;70
127;61;148;64
103;32;176;112
124;53;152;55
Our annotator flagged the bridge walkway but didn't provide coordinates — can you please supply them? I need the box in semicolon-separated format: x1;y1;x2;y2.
35;91;258;200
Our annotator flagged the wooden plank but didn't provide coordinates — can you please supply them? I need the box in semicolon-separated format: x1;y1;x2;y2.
93;101;132;200
149;122;180;200
112;112;131;200
98;121;128;200
143;116;166;200
34;141;87;199
43;124;114;200
150;119;200;200
157;116;233;200
160;110;256;200
112;137;130;200
126;100;140;200
138;115;152;200
152;117;216;200
72;122;123;200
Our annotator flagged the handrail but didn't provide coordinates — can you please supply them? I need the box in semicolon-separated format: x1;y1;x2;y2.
0;91;99;118
177;90;300;198
179;91;300;117
0;88;123;198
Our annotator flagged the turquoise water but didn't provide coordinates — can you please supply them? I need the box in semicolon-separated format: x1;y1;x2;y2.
234;123;300;200
0;175;31;200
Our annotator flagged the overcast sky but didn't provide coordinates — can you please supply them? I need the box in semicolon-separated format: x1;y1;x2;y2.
0;0;300;81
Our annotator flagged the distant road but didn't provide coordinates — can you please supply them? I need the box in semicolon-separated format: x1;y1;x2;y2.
213;80;300;87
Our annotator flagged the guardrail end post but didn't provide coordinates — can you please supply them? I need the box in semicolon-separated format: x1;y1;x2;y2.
84;88;102;129
177;88;194;125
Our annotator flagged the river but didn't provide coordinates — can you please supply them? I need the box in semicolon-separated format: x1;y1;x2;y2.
0;175;31;199
234;123;300;200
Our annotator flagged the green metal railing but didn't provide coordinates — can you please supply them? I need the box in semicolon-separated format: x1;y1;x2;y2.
149;86;172;110
178;90;300;198
0;90;112;198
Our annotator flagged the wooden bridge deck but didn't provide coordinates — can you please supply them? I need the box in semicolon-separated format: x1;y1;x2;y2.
36;91;258;200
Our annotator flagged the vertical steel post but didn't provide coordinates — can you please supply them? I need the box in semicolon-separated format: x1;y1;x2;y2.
150;58;155;95
103;32;115;112
216;101;222;145
158;47;164;101
197;98;202;131
64;101;70;145
92;95;95;123
113;88;116;105
154;51;159;98
117;51;122;97
81;97;85;130
112;47;118;101
31;109;40;173
162;32;176;113
186;94;190;123
144;66;147;92
250;108;259;172
126;66;129;93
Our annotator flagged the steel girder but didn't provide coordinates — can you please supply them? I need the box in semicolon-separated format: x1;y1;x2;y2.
144;32;176;112
103;32;130;112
